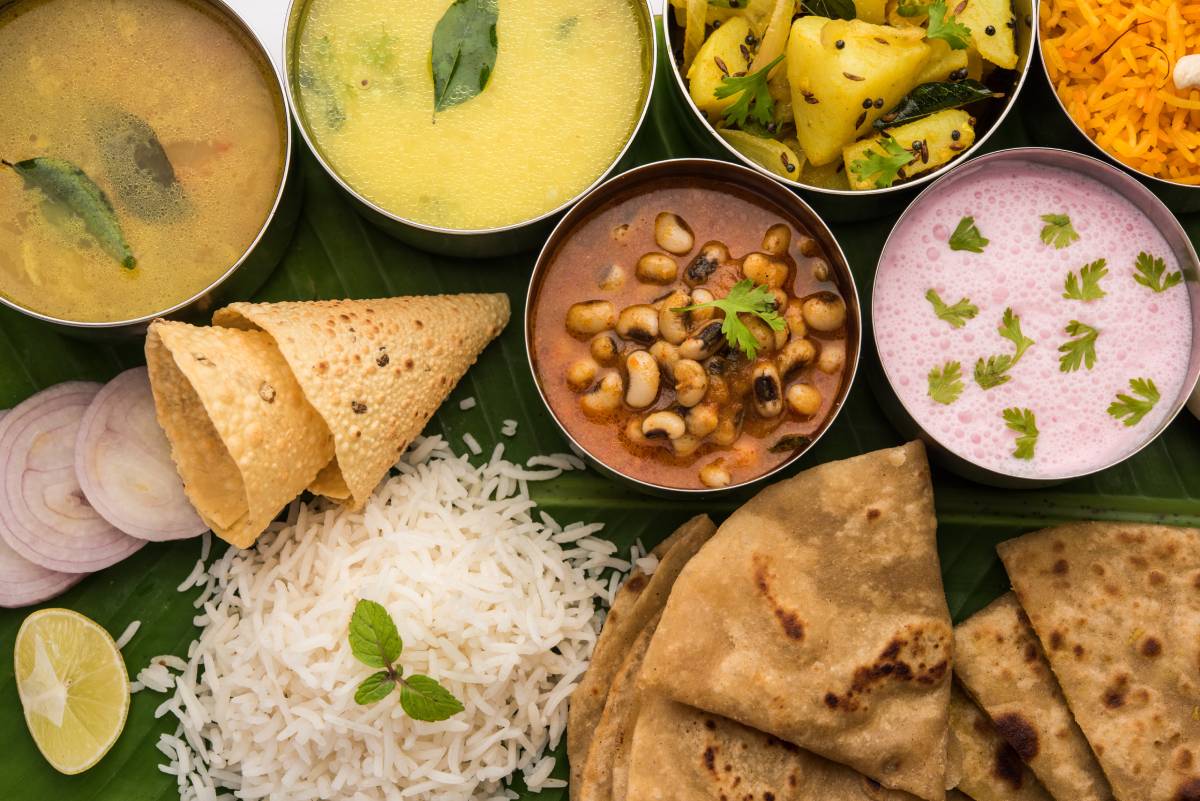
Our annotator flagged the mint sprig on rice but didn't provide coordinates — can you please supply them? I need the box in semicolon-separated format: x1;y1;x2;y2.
349;599;465;720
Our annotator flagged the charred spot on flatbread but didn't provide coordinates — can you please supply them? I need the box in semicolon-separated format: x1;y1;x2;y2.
752;554;805;641
992;740;1026;789
825;624;951;713
1175;778;1200;801
993;712;1039;760
1101;674;1130;709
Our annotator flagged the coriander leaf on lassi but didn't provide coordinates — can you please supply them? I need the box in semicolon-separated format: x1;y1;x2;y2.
928;361;964;405
974;308;1034;389
1062;258;1108;301
948;216;989;253
1058;320;1099;373
1133;252;1183;293
1108;378;1160;427
1002;407;1038;460
1039;213;1079;249
925;288;978;328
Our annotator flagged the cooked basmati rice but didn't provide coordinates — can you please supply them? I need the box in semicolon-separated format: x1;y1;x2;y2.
115;620;141;650
459;397;477;411
156;435;614;801
462;432;483;455
500;420;518;437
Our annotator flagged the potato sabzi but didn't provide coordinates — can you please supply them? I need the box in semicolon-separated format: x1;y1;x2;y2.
670;0;1017;190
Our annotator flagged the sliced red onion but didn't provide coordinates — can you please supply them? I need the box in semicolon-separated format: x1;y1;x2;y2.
0;382;145;573
76;367;206;542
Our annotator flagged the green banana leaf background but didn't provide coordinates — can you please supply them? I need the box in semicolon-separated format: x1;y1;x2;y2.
2;30;1199;801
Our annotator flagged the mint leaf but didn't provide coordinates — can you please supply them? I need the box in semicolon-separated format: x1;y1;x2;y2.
355;671;397;705
925;288;978;328
1002;407;1038;460
1107;377;1160;426
948;216;988;253
928;361;964;405
974;308;1034;389
1063;258;1107;301
400;675;465;722
1133;251;1182;293
1040;213;1079;249
849;136;914;188
715;53;785;129
675;279;785;360
348;599;402;669
1058;320;1099;372
926;0;972;49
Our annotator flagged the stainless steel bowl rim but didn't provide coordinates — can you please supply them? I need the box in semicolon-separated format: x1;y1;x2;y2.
281;0;659;240
871;145;1200;485
0;0;295;331
524;156;863;495
660;3;1040;198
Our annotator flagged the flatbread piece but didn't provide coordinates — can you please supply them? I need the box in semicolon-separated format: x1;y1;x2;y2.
949;684;1053;801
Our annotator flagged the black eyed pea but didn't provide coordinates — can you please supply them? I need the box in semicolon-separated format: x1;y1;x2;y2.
566;358;599;391
566;300;616;336
636;252;679;285
811;259;831;282
625;416;650;446
784;299;808;339
672;434;703;457
817;340;846;375
699;459;732;488
752;361;783;418
685;402;720;437
769;288;789;312
786;383;823;417
616;304;659;343
777;337;817;376
710;409;743;446
642;410;686;440
649;340;681;374
685;242;730;286
688;287;718;325
654;212;695;255
680;320;727;360
740;313;776;355
742;252;788;288
590;333;620;365
658;290;692;345
625;351;661;409
673;359;709;407
801;292;847;333
762;223;792;256
704;374;731;405
598;263;626;291
580;371;624;416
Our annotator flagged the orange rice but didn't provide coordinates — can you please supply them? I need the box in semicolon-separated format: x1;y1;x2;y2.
1042;0;1200;184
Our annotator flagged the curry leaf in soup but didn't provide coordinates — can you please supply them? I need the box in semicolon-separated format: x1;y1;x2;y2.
92;107;188;223
2;157;136;269
432;0;499;113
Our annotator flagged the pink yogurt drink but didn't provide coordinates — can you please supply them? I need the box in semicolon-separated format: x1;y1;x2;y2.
874;158;1193;479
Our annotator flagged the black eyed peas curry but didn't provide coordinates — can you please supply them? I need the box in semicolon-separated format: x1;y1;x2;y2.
530;180;854;490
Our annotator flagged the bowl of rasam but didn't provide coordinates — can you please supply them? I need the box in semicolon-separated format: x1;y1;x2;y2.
285;0;656;257
0;0;298;336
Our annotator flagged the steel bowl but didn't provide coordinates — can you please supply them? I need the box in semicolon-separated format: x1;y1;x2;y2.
525;157;861;498
282;0;658;259
660;2;1039;222
1029;20;1200;213
871;146;1200;487
0;0;301;340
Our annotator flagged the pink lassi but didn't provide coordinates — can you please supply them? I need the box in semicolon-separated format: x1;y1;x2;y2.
874;159;1194;479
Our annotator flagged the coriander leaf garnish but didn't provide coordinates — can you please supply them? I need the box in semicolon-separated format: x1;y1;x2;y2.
1002;407;1039;460
674;279;785;360
348;599;463;720
1057;320;1099;373
1107;377;1160;426
974;308;1034;389
715;53;785;129
925;288;979;328
928;361;964;405
925;0;972;49
849;136;914;189
948;216;989;253
1133;251;1182;293
1039;213;1079;249
1062;258;1108;301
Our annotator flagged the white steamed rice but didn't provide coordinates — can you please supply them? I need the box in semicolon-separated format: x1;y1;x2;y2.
145;435;625;801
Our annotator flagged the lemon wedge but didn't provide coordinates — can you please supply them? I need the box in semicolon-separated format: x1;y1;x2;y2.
14;608;130;774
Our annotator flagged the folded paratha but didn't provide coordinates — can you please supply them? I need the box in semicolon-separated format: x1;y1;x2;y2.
567;515;717;800
998;523;1200;801
949;684;1053;801
954;593;1114;801
626;694;922;801
638;442;953;801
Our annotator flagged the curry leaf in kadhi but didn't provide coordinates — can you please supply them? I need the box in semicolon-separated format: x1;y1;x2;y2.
432;0;499;112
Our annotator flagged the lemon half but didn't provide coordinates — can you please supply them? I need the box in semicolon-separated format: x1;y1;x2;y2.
14;608;130;774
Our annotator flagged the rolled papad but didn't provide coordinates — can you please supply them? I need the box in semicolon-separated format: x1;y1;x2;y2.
998;523;1200;801
949;684;1053;801
213;293;509;508
625;694;922;801
637;442;953;801
567;514;717;799
954;593;1114;801
145;321;334;548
